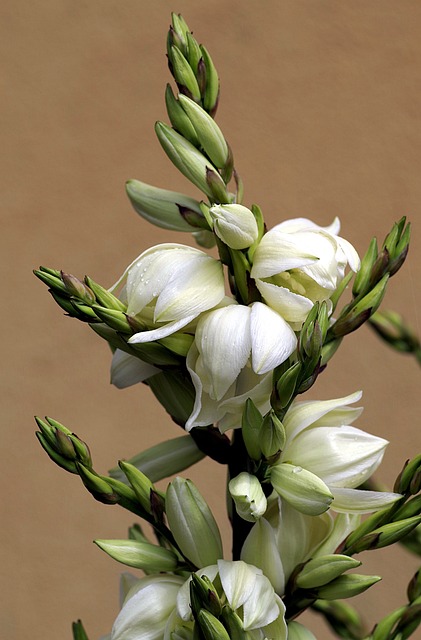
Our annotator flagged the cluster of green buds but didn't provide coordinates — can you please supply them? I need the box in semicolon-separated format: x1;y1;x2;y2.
328;217;411;340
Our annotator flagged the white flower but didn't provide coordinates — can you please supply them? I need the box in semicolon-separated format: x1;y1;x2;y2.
175;560;287;639
270;391;401;515
185;302;297;431
241;496;359;595
110;574;185;640
251;218;360;328
209;203;259;249
109;243;225;343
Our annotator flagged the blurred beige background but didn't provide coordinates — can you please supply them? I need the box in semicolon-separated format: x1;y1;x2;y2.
2;1;421;639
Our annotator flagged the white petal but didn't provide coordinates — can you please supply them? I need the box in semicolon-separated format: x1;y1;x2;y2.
218;559;259;610
195;306;251;401
255;280;313;324
242;574;281;630
111;575;184;640
128;315;197;343
284;391;363;442
251;230;319;279
217;369;272;433
314;512;361;558
250;302;297;374
176;566;219;621
330;487;402;514
110;350;160;388
241;518;286;595
284;426;388;488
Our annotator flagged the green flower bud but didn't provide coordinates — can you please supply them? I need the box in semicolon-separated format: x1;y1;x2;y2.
316;574;381;600
312;600;364;640
274;361;302;410
260;411;286;462
72;619;89;640
170;46;201;101
372;606;407;640
178;95;229;169
407;569;421;603
186;32;202;75
192;230;216;248
228;472;267;522
83;276;127;311
118;461;154;514
165;85;200;146
331;274;389;337
61;272;95;304
155;122;228;201
34;267;68;295
200;45;220;116
91;305;132;333
76;463;120;504
208;204;259;250
241;398;263;461
296;555;361;589
126;178;206;231
197;609;231;640
395;454;421;495
352;237;378;298
166;477;223;568
171;625;194;640
35;416;92;473
270;463;333;516
94;539;178;572
190;574;222;618
353;516;421;552
220;606;247;640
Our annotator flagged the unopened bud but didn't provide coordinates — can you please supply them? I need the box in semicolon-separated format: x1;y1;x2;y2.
296;555;361;589
190;574;222;618
220;606;246;640
270;463;333;516
165;85;200;146
352;237;379;298
200;45;220;117
166;477;223;567
208;204;258;250
155;122;228;201
118;461;154;514
394;454;421;494
72;619;89;640
170;46;201;101
94;539;178;572
316;574;381;600
372;606;407;640
179;95;229;169
241;398;263;461
258;417;283;465
197;609;230;640
228;472;267;522
61;272;95;304
76;463;120;504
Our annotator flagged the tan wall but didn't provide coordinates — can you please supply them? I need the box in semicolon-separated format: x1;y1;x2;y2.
2;2;421;638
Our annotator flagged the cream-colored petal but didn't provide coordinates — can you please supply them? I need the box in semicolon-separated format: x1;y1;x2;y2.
330;487;402;514
250;302;297;374
110;350;160;388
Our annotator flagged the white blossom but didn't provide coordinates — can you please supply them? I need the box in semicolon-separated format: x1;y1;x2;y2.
251;217;360;328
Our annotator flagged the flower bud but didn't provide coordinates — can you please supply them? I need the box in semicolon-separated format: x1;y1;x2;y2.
170;46;201;101
241;398;263;461
155;122;228;201
274;361;302;410
126;179;207;231
287;621;317;639
260;411;286;462
351;516;421;553
76;463;120;504
178;95;229;169
371;606;407;640
61;272;95;304
166;477;223;567
229;472;267;522
72;620;89;640
395;453;421;494
118;461;154;514
190;574;222;618
209;204;258;250
316;574;381;600
296;555;361;589
200;45;220;116
165;84;200;146
95;539;179;572
220;606;246;640
270;463;333;516
197;609;231;640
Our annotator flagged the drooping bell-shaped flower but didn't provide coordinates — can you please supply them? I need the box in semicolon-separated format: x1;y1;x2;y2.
109;243;226;343
185;302;297;432
269;391;401;515
251;217;360;328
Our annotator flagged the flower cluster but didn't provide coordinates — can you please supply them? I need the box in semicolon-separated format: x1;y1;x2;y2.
34;11;419;640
